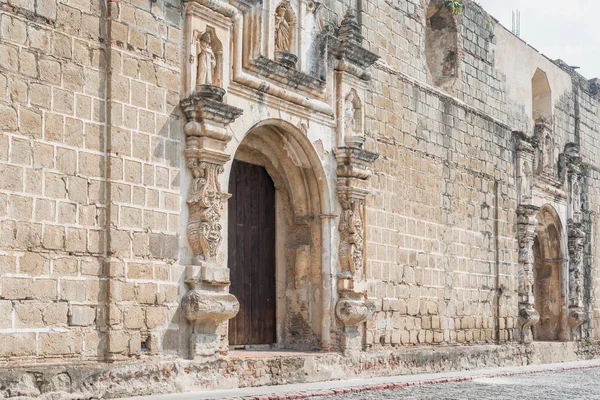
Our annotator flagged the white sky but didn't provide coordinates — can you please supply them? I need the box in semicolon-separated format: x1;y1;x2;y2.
475;0;600;79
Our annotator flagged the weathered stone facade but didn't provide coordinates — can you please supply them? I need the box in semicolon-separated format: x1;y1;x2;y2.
1;0;600;397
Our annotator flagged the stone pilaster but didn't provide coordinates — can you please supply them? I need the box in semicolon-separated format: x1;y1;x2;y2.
334;146;378;352
516;204;540;344
566;149;587;334
180;85;243;359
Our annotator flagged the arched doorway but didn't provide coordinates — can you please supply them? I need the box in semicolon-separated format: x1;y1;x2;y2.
226;120;331;350
532;205;567;341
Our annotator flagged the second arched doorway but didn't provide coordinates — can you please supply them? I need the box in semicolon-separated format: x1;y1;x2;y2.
532;204;567;341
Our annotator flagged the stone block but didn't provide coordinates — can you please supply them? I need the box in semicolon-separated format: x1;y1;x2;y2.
1;14;27;44
20;108;43;138
60;280;86;302
0;104;17;131
66;227;87;253
0;44;18;71
69;305;96;326
2;277;33;299
44;302;69;325
135;282;157;304
145;306;166;329
29;83;52;110
52;257;78;276
43;224;65;250
20;252;49;275
39;59;61;85
0;300;12;329
123;305;145;329
15;302;44;328
107;330;129;353
31;279;58;301
0;333;36;357
40;331;80;355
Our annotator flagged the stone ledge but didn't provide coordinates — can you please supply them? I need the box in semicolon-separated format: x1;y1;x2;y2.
2;342;600;399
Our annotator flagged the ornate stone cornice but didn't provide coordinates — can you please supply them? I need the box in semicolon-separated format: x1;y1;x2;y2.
181;86;243;132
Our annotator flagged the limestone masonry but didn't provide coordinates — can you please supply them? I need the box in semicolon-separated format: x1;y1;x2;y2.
0;0;599;398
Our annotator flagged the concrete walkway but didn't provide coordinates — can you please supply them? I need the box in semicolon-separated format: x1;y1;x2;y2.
116;359;600;400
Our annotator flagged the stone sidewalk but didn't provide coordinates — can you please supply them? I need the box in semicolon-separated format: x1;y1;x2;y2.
117;359;600;400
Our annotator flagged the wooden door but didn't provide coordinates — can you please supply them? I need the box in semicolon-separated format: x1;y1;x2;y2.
228;160;276;346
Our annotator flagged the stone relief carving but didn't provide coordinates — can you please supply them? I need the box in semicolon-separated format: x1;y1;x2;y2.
344;92;356;136
273;2;297;68
195;30;217;86
193;27;223;88
516;204;540;344
180;53;243;357
274;2;293;53
520;160;532;203
567;159;587;332
534;118;556;177
338;196;364;279
187;159;230;263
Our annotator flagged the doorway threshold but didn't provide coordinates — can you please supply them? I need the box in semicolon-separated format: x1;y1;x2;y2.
229;349;337;359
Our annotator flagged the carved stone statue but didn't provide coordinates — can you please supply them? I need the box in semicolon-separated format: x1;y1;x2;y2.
195;30;217;86
520;160;531;202
344;92;356;135
544;133;554;171
275;3;292;52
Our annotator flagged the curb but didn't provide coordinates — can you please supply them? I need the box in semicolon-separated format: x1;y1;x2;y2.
243;364;600;400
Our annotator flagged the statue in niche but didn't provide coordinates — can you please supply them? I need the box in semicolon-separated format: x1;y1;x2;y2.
520;161;531;202
572;178;581;216
195;30;217;86
344;92;356;135
543;133;554;171
275;3;292;52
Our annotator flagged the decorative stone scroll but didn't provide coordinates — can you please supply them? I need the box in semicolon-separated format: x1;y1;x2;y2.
334;142;378;352
180;85;243;359
516;204;540;344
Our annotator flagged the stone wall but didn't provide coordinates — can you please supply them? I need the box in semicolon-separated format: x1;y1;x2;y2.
0;0;108;361
1;0;600;396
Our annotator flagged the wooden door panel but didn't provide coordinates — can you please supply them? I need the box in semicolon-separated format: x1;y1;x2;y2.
228;160;276;346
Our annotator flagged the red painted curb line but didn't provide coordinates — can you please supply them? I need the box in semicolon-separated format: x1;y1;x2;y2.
243;364;600;400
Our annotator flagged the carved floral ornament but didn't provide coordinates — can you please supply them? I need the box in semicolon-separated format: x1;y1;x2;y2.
186;158;231;263
338;194;364;279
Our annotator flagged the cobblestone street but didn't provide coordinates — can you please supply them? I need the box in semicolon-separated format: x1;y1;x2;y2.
117;360;600;400
307;367;600;399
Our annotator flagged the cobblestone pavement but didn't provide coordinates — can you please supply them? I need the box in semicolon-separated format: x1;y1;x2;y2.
307;367;600;400
118;360;600;400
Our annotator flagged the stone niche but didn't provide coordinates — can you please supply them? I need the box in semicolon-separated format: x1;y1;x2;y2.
183;3;232;97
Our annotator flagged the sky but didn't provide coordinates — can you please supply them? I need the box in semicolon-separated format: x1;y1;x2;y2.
475;0;600;79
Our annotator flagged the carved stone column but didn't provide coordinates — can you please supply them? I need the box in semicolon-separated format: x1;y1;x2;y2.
516;204;540;344
180;85;243;359
514;132;540;344
334;146;378;352
566;150;587;334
